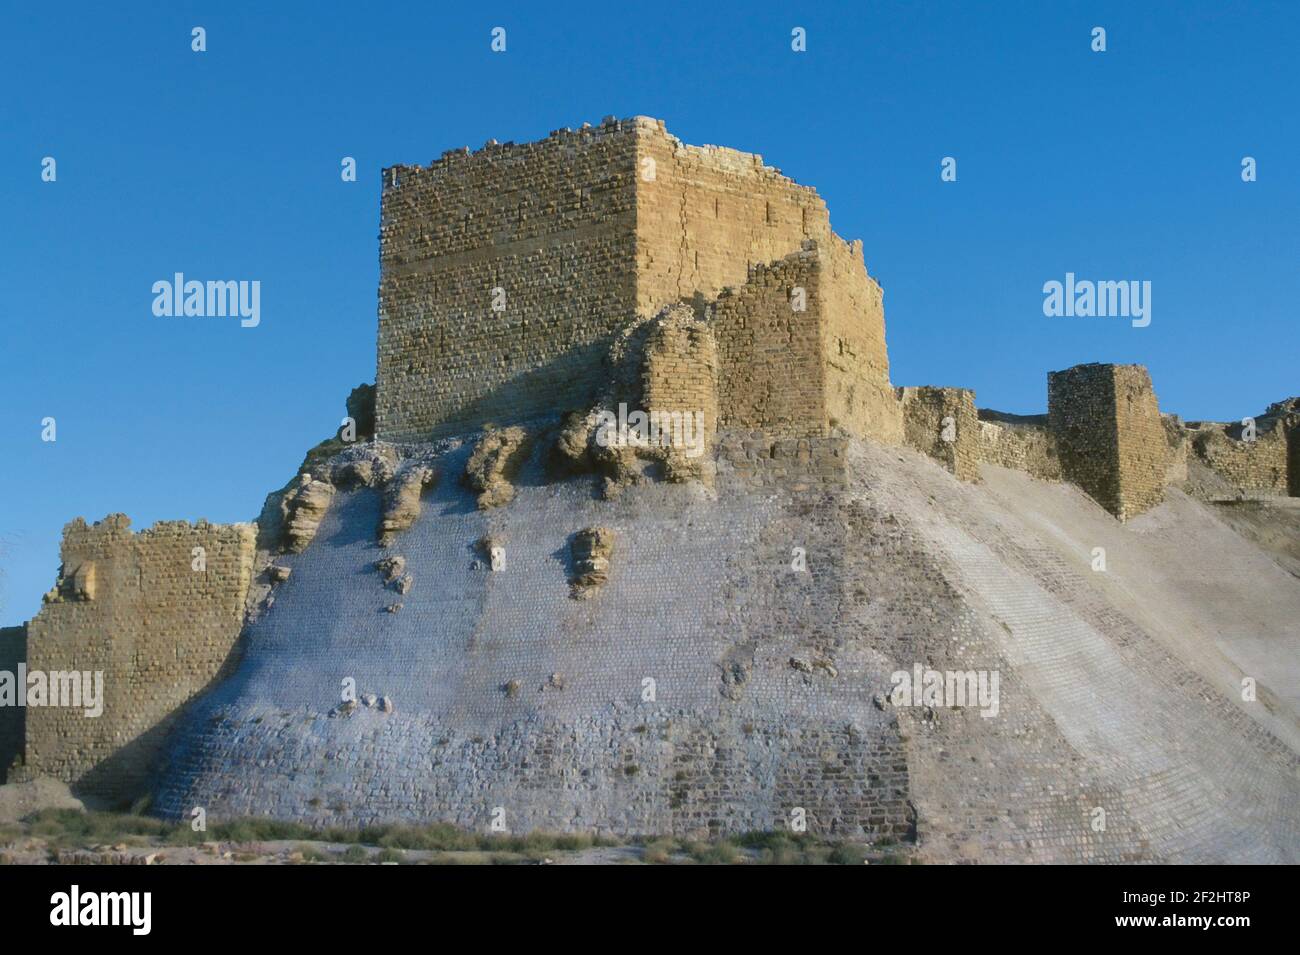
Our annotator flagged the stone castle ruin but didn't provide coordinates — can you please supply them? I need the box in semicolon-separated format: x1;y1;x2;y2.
4;117;1297;862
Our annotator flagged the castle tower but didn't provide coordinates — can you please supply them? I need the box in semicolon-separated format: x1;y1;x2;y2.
1048;363;1167;520
376;117;899;445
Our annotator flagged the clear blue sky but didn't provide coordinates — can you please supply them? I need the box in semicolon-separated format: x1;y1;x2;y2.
2;1;1297;625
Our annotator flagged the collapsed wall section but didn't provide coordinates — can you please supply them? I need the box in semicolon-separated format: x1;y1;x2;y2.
15;514;255;803
1186;403;1297;496
1048;363;1166;521
1190;425;1288;493
713;248;827;438
641;305;719;448
377;121;641;441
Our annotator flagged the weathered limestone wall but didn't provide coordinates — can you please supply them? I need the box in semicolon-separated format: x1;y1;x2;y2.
977;418;1062;480
642;306;719;448
377;117;900;447
0;625;25;783
817;238;902;444
1112;364;1168;517
16;515;256;803
1050;365;1124;515
712;248;826;438
1161;415;1190;486
1292;431;1300;497
1048;363;1165;521
633;119;832;313
377;120;641;441
634;120;898;444
897;386;980;481
1189;421;1290;494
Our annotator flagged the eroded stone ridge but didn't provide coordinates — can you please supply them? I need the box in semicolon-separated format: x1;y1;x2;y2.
569;526;616;598
281;475;336;552
379;465;437;543
464;427;531;509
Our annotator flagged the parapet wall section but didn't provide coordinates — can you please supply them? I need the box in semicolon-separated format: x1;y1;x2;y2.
16;515;255;803
633;120;833;313
977;417;1061;481
897;386;980;481
1048;363;1165;521
377;121;641;441
1188;421;1291;495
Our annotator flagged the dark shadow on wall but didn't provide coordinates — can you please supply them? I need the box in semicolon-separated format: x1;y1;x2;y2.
382;335;626;443
69;620;251;811
0;625;26;784
1289;422;1300;498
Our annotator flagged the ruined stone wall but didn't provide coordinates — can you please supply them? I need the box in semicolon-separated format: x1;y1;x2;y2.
1111;365;1168;518
977;420;1061;480
377;120;640;441
641;306;718;449
1161;415;1190;486
817;239;902;443
0;625;25;783
1189;422;1290;494
897;387;980;481
16;515;255;803
712;249;826;438
634;121;898;444
1048;363;1165;521
633;119;830;313
1292;429;1300;497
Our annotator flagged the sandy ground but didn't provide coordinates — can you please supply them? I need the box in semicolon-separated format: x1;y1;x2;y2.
980;465;1300;748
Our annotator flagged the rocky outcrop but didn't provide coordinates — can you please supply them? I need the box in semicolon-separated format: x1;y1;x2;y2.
281;475;336;553
331;443;400;490
378;467;437;544
549;411;598;476
464;427;531;508
569;527;615;599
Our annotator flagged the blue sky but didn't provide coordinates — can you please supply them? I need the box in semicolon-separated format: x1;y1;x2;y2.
2;0;1297;624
